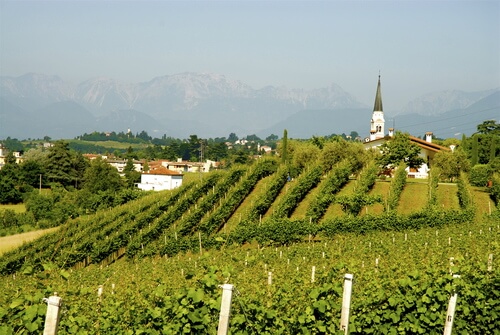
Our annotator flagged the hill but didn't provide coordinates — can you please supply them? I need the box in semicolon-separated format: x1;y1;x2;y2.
0;158;498;332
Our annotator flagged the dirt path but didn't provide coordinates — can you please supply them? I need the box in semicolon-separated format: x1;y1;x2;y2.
0;227;59;256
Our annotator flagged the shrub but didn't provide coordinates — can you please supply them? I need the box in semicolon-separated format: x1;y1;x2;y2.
469;164;491;187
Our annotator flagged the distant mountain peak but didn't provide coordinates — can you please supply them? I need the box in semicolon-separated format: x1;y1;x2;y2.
402;88;499;115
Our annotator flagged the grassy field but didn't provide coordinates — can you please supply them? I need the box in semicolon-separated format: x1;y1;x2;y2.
322;179;357;219
362;180;390;215
0;227;59;256
0;204;26;213
67;139;149;150
397;180;428;214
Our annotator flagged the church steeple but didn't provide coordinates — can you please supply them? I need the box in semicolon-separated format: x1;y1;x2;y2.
373;75;383;112
369;74;385;141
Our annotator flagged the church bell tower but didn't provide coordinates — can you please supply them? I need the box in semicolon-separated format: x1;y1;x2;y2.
369;75;385;141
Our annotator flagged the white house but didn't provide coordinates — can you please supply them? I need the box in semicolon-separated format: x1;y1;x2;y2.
136;166;183;191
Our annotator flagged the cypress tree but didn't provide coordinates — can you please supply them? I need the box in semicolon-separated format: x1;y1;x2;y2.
281;129;288;164
471;135;479;166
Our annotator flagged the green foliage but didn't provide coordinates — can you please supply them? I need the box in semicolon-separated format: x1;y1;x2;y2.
433;149;470;182
0;173;22;204
320;140;365;173
291;142;321;171
281;129;288;164
247;166;289;222
376;131;425;170
19;160;45;188
469;164;492;187
386;163;407;212
456;172;474;210
427;168;440;208
0;210;18;229
25;193;54;222
82;157;123;193
335;162;380;216
306;159;354;222
271;164;323;219
489;173;500;206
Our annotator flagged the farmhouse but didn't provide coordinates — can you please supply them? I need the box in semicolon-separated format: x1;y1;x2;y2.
136;166;183;191
363;76;450;178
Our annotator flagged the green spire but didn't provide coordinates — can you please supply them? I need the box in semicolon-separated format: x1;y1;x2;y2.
373;75;383;112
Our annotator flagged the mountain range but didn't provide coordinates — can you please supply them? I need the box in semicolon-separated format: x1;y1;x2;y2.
1;72;498;140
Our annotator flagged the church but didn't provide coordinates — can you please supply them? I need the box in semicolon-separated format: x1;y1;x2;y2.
363;76;450;178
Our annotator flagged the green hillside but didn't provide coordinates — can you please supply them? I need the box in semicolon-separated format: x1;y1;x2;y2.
1;154;499;333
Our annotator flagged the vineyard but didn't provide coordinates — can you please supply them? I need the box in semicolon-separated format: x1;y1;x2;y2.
1;156;499;334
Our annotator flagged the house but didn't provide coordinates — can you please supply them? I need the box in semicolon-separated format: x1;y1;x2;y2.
107;159;143;173
0;143;23;169
136;166;183;191
258;144;273;154
150;158;219;173
363;75;450;178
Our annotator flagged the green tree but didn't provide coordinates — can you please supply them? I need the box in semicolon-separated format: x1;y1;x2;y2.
0;175;22;204
469;164;491;187
246;134;261;141
281;129;288;164
124;158;141;188
376;131;425;170
206;142;228;161
45;141;76;187
232;149;250;165
0;155;22;204
83;157;123;193
25;193;54;221
433;149;470;182
292;142;321;170
471;135;479;166
5;151;17;165
19;160;45;188
477;120;500;135
2;137;24;152
227;132;238;142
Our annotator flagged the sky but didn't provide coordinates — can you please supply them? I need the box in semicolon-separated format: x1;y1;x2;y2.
0;0;499;112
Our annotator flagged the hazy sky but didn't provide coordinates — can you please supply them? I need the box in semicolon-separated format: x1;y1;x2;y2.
1;0;499;111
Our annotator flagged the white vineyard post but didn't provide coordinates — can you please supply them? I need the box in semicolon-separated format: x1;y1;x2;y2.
198;232;202;255
97;285;103;303
268;271;272;285
443;275;460;335
340;274;353;334
217;284;234;335
488;254;493;272
43;292;62;335
311;266;316;283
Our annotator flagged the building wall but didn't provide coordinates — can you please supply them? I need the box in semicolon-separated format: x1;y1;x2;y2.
137;174;183;191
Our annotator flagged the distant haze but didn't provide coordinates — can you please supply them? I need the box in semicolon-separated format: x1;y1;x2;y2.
1;1;499;113
1;72;498;140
